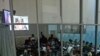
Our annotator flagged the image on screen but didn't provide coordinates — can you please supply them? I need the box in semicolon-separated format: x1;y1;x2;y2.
3;10;11;24
10;16;29;30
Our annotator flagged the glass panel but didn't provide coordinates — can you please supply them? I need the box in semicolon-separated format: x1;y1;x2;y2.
83;0;95;24
98;0;100;24
40;0;60;23
0;24;2;56
0;11;3;56
39;24;61;56
83;25;95;56
97;26;100;55
15;24;38;56
62;0;79;24
13;0;37;23
39;24;48;56
62;25;81;56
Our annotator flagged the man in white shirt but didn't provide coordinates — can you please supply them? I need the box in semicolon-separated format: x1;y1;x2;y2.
67;44;73;56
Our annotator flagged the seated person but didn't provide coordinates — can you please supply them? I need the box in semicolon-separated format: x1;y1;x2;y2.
24;34;38;56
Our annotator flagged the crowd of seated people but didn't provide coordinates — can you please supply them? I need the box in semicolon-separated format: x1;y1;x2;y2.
18;32;61;56
63;39;100;56
17;32;100;56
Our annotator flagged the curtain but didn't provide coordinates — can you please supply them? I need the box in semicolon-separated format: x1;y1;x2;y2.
0;24;16;56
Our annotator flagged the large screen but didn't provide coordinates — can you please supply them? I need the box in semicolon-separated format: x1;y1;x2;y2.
10;16;29;30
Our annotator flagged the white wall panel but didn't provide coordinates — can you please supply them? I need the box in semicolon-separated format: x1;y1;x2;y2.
13;0;37;23
62;0;79;24
83;0;95;24
13;0;96;24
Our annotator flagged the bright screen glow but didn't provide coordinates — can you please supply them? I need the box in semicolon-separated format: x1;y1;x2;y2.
4;10;11;24
10;16;29;30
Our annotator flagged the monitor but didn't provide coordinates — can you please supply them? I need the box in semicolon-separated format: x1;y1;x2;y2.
2;9;11;24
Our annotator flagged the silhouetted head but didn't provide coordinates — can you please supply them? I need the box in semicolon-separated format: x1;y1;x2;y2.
40;32;44;36
41;32;43;34
31;34;34;37
69;39;73;43
83;40;85;43
51;34;54;37
90;43;92;45
86;41;89;45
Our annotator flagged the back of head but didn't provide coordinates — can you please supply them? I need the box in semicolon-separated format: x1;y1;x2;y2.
31;34;34;37
41;32;43;36
51;34;54;37
83;40;85;43
69;39;73;43
86;41;89;45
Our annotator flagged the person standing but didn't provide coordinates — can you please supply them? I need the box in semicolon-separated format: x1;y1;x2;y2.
48;34;61;56
31;34;38;56
40;32;48;56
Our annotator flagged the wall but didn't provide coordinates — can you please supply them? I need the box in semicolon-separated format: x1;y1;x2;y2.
13;0;61;23
12;0;97;45
13;0;44;23
83;0;95;24
0;0;10;23
13;0;96;24
62;0;79;24
15;24;49;46
0;0;4;11
0;0;3;23
13;0;37;23
42;0;61;23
